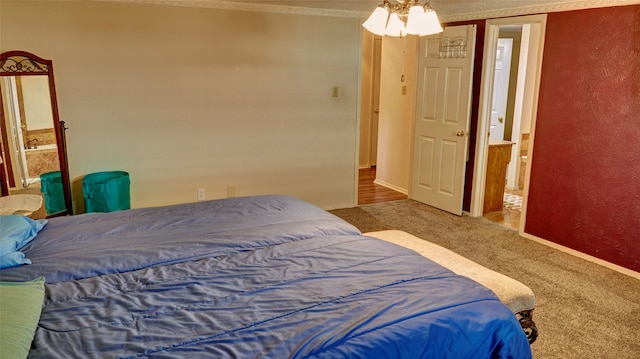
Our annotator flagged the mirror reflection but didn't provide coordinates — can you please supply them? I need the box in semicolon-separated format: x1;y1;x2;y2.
0;51;71;217
1;76;60;184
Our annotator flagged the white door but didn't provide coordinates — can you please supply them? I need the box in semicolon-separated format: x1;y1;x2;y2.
490;38;513;140
411;25;477;215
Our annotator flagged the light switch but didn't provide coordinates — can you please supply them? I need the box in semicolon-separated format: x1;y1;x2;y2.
332;86;339;98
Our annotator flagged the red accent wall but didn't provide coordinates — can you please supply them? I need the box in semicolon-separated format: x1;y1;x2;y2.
526;6;640;272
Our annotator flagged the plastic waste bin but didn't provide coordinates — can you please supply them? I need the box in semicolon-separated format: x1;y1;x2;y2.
82;171;130;213
40;171;66;214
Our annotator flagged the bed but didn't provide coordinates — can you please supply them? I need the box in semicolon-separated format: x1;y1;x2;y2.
1;195;532;358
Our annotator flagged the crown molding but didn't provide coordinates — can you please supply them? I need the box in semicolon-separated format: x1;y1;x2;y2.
438;0;640;23
94;0;366;18
94;0;640;21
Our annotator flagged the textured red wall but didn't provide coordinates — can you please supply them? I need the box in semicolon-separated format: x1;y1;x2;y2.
526;6;640;272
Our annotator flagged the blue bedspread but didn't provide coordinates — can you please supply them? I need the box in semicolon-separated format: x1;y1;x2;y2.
1;195;360;284
1;195;531;358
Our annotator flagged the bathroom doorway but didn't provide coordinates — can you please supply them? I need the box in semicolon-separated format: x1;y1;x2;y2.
471;14;547;233
483;28;522;229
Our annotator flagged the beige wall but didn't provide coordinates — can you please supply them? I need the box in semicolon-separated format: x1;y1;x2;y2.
0;1;363;211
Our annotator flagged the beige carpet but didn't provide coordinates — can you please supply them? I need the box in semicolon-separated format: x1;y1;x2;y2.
330;199;640;359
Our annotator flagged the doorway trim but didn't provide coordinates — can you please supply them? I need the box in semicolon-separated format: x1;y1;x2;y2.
469;14;547;234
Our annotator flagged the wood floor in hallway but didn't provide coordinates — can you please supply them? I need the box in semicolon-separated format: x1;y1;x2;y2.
358;167;407;205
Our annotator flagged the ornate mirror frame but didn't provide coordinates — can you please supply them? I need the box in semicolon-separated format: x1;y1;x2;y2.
0;50;72;216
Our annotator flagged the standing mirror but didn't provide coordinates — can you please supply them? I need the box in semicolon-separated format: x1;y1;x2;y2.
0;51;72;217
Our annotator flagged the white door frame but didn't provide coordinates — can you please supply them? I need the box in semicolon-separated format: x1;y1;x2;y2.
469;14;547;233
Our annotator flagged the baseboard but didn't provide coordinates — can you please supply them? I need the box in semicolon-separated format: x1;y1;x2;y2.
521;232;640;281
372;179;408;195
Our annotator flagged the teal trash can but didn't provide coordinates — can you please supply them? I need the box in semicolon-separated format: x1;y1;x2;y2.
40;171;66;214
82;171;130;213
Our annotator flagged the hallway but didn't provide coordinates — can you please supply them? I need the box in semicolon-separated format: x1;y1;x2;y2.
357;168;407;205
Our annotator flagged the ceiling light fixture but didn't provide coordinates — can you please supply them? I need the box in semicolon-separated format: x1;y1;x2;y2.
363;0;443;37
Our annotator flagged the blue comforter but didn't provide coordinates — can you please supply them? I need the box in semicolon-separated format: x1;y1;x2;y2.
1;195;532;358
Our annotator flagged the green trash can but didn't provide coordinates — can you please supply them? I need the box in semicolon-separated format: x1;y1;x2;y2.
82;171;130;213
40;171;66;215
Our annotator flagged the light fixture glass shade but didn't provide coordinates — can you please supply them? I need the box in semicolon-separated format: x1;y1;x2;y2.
418;10;444;36
363;1;443;37
404;5;425;35
362;7;389;36
385;13;405;37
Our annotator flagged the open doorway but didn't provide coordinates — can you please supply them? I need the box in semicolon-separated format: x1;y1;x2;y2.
482;27;524;229
359;34;381;171
358;34;408;205
470;15;547;233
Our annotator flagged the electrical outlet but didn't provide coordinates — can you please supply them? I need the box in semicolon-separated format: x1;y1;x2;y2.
332;86;339;98
227;185;236;198
402;85;407;95
197;188;206;201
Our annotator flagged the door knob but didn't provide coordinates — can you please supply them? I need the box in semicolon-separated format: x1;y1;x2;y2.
456;131;467;137
498;116;504;123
